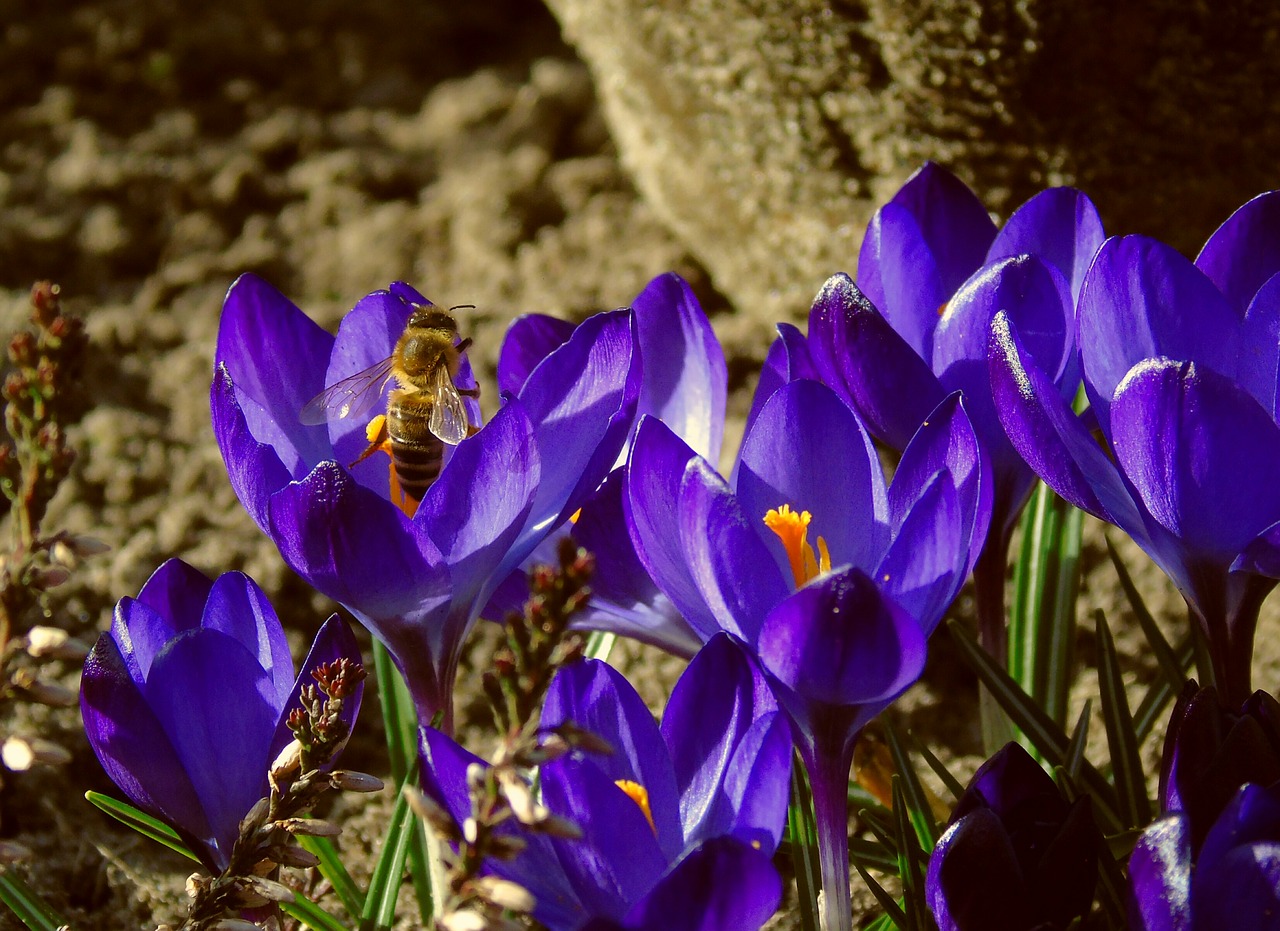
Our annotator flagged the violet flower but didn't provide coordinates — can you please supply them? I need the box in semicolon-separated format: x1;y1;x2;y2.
927;742;1100;930
808;163;1104;660
212;275;638;729
989;191;1280;705
625;376;991;931
487;273;726;657
1159;682;1280;851
1130;781;1280;931
80;558;364;872
419;635;791;930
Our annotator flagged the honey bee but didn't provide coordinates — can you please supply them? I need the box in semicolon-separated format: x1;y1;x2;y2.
300;303;477;504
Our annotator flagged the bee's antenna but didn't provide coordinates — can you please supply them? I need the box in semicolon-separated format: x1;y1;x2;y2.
448;304;476;313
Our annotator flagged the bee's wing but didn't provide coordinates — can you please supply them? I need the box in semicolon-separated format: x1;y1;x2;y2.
298;356;396;425
428;365;470;445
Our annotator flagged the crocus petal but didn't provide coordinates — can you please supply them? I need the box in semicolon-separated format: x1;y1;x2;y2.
211;366;297;531
201;571;294;710
619;837;783;931
737;379;889;576
808;273;947;450
135;559;213;630
680;458;792;644
268;615;365;763
1128;815;1191;931
215;274;334;477
876;470;963;634
988;311;1150;539
267;461;449;622
80;635;213;864
1237;272;1280;419
1111;359;1280;563
741;322;816;445
889;393;991;581
758;568;927;707
1232;516;1280;579
1195;190;1280;315
110;597;186;687
419;725;483;825
985;187;1105;300
515;309;639;554
145;628;277;867
934;255;1073;524
661;635;786;850
497;313;577;398
1193;785;1280;930
541;756;668;922
323;288;415;498
927;808;1036;931
625;418;727;643
1078;236;1241;433
417;399;539;610
543;660;684;858
571;469;703;657
631;272;728;464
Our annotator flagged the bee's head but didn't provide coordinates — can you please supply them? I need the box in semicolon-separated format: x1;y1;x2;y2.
406;306;459;332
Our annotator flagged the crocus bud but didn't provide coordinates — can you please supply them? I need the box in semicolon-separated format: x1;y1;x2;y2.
926;742;1100;931
1159;681;1280;852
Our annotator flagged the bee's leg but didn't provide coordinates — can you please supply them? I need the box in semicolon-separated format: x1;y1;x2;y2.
457;386;480;398
348;415;390;467
455;337;473;353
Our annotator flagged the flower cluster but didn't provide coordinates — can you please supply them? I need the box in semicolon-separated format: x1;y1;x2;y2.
71;163;1280;931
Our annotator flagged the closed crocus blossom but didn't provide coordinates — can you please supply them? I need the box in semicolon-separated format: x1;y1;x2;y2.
80;559;364;872
1130;782;1280;931
990;191;1280;706
487;273;727;657
212;275;639;730
927;742;1101;931
808;163;1104;662
419;635;791;931
625;377;991;931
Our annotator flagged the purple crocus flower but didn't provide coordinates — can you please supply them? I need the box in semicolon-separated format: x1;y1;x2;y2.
487;273;726;657
80;558;364;872
808;163;1104;658
1130;781;1280;930
419;635;791;930
1159;682;1280;851
926;742;1100;931
625;376;991;930
212;275;638;730
989;191;1280;705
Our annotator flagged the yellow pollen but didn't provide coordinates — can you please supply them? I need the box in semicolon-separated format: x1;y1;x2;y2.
615;779;656;833
569;508;582;524
763;504;831;587
360;414;419;519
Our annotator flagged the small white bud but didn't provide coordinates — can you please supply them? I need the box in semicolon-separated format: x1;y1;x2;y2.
438;910;488;931
275;817;341;837
474;876;536;914
268;739;303;791
2;736;71;771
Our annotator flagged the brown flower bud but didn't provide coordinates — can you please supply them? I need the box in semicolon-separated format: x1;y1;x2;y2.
275;817;342;837
329;770;384;793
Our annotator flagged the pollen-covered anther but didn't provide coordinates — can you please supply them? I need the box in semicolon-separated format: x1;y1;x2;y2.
615;779;657;833
763;503;831;587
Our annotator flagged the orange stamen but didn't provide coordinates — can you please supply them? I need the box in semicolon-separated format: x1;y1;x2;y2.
615;779;656;833
763;504;831;587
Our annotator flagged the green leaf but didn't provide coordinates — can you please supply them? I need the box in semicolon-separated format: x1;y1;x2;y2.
1132;636;1195;744
0;870;64;931
282;894;352;931
1104;534;1185;691
584;630;617;662
786;759;822;931
909;736;964;803
1064;701;1091;783
1093;610;1151;828
890;778;930;931
297;835;364;917
947;620;1123;832
853;863;908;929
882;724;938;851
847;836;900;875
360;783;416;931
84;791;200;863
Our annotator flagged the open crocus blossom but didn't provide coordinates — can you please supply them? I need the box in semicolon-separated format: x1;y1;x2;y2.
625;377;991;931
807;163;1104;654
212;275;638;729
926;742;1101;931
80;559;364;871
1130;781;1280;931
486;272;727;657
989;191;1280;705
419;635;791;930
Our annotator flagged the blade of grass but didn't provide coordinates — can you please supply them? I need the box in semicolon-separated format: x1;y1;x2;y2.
584;630;617;662
1104;534;1184;690
360;783;416;931
947;620;1122;831
297;835;364;917
0;871;63;931
853;863;908;929
882;724;937;850
85;791;200;863
786;759;822;931
847;836;900;874
282;894;351;931
1093;610;1151;828
909;736;965;803
890;777;928;931
1064;701;1091;783
1132;635;1195;744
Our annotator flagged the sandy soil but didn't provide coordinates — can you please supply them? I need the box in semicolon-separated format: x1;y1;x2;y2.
0;2;1276;929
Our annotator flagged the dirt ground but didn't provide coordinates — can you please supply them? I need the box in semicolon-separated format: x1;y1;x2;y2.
0;2;1277;929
